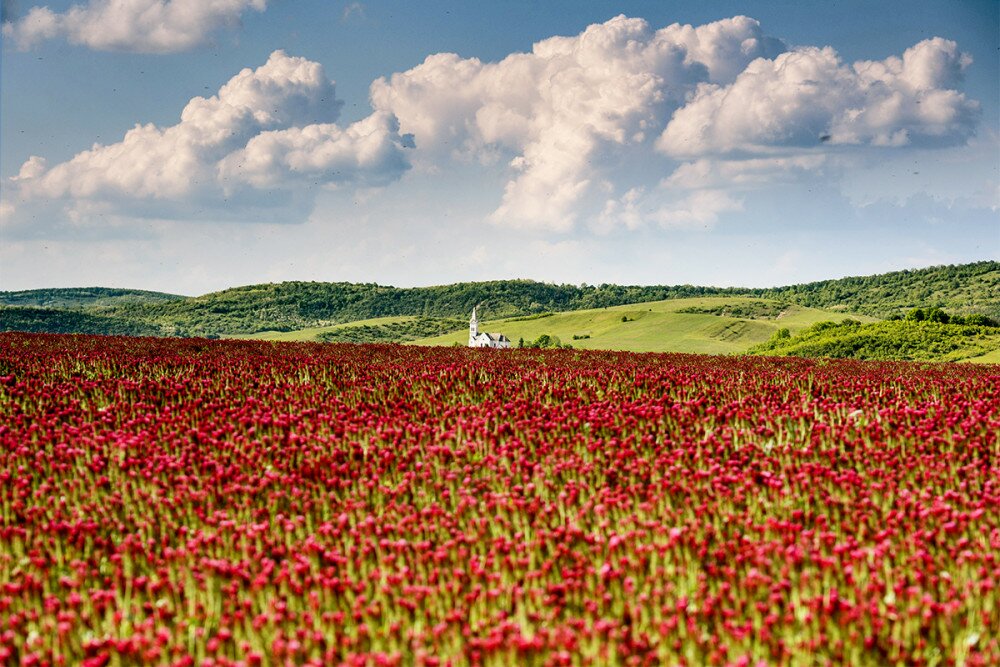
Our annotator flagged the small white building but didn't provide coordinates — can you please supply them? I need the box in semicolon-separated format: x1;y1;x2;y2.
468;306;511;348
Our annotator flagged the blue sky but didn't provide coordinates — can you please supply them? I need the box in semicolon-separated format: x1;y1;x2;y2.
1;0;997;294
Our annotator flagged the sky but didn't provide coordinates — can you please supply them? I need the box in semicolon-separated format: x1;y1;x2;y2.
1;0;997;295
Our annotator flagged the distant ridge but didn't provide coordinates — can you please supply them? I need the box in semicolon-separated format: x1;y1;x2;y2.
1;261;997;338
0;306;164;337
749;261;1000;318
0;287;185;309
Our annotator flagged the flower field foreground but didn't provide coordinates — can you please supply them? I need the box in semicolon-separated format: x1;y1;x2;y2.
1;333;998;666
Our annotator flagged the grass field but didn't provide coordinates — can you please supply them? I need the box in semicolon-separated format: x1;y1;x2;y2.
410;297;876;354
230;316;418;341
966;347;1000;364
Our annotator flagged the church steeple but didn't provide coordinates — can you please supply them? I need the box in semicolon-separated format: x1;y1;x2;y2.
469;306;479;346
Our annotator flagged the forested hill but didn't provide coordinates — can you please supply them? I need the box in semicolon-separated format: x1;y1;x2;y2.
753;261;1000;318
99;280;743;335
1;261;997;337
0;287;185;308
0;306;164;337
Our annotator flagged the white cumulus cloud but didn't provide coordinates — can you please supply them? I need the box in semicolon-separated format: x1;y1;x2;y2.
662;155;831;190
654;189;744;230
0;198;15;223
596;187;647;233
370;17;977;232
9;50;411;221
5;16;985;236
370;15;784;230
658;37;978;157
597;187;743;232
219;112;412;189
2;0;267;52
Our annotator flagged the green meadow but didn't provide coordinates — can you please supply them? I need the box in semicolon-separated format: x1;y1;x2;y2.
409;297;875;354
968;348;1000;364
231;316;418;342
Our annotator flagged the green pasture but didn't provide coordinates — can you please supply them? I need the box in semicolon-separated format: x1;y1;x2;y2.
229;316;418;342
409;297;875;354
965;348;1000;364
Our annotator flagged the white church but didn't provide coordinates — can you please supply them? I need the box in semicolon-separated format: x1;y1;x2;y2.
468;306;512;348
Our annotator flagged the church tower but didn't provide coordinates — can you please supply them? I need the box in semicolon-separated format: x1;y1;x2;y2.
469;306;479;346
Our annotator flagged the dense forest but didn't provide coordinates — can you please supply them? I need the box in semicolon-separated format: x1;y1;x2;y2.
2;261;997;338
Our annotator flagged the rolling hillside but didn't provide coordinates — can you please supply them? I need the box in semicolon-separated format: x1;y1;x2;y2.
0;287;185;308
0;306;165;337
410;298;876;355
747;319;1000;363
235;316;431;342
753;261;1000;318
85;280;742;336
1;262;996;359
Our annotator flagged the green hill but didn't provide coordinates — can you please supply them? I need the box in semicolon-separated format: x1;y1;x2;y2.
0;306;164;337
753;261;1000;319
410;298;876;355
232;316;464;344
113;260;1000;335
0;287;185;308
1;262;996;355
747;319;1000;362
98;279;744;336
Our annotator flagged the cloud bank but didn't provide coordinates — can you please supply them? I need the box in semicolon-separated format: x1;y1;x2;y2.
2;0;266;52
369;15;785;230
367;16;976;231
658;37;978;156
8;50;412;224
4;15;981;235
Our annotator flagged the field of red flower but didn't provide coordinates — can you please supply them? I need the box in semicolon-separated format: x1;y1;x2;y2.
0;332;997;666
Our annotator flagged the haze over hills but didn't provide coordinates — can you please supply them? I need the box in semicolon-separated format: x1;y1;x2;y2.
1;261;998;361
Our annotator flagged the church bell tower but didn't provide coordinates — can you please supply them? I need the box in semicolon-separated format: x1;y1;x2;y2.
469;306;479;346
